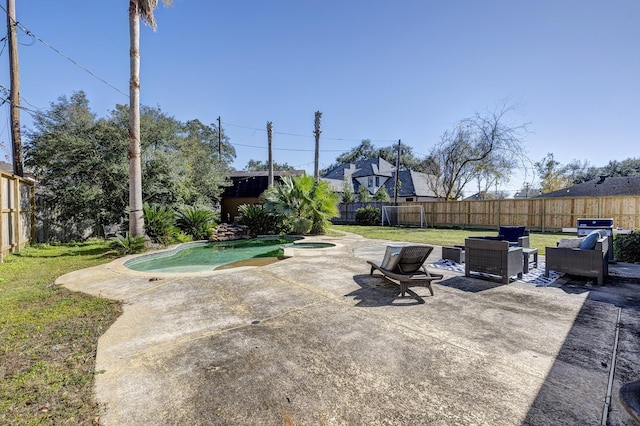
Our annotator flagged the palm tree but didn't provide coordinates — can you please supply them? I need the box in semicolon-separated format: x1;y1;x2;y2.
262;175;339;235
128;0;172;236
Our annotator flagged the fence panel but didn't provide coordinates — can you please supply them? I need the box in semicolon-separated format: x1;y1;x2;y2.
336;196;640;231
1;172;35;262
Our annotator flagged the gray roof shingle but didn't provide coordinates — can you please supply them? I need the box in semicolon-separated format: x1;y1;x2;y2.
539;176;640;198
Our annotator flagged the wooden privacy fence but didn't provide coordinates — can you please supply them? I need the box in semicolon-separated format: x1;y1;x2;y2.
337;196;640;231
1;171;35;262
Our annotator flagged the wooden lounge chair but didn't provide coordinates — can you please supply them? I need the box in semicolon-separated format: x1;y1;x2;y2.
367;245;443;297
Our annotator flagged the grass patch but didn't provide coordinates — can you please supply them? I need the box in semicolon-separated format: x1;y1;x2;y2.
332;225;567;255
0;241;122;425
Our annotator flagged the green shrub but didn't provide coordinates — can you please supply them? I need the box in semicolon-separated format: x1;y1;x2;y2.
172;231;193;243
109;233;147;255
355;206;381;226
237;204;289;235
176;206;217;240
614;232;640;263
143;204;177;246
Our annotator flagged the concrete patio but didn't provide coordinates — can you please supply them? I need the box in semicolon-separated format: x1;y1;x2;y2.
56;233;640;425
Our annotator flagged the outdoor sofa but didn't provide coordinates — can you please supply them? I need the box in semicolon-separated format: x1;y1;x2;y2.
545;231;609;285
469;225;530;248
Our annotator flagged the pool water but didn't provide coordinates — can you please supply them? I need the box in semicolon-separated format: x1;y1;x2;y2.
125;238;298;273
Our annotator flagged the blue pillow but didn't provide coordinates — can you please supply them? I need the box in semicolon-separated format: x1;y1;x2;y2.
579;230;600;250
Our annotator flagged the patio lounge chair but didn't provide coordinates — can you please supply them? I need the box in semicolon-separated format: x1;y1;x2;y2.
367;245;444;297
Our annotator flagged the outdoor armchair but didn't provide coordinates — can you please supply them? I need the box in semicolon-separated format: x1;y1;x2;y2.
464;238;524;284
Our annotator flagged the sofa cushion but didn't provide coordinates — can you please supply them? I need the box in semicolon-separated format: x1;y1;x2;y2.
579;230;600;250
558;238;584;249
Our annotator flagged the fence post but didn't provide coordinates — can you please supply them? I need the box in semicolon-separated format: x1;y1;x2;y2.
13;176;20;253
0;175;3;262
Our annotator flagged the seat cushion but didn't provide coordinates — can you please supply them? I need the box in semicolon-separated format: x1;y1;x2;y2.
579;231;600;250
380;246;403;271
558;238;583;249
499;226;526;242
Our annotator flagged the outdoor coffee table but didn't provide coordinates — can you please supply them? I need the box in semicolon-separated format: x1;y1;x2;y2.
522;247;538;273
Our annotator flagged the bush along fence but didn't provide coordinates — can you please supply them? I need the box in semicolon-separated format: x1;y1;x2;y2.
335;196;640;231
1;171;35;262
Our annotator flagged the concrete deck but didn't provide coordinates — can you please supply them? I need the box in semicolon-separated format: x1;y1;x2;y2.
56;233;640;425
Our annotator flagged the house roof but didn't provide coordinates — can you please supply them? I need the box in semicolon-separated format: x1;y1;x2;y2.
539;176;640;198
382;169;436;198
223;170;304;198
322;158;395;180
321;158;436;198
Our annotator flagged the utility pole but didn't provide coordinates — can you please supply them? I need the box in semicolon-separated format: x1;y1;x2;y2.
217;116;222;159
313;111;322;181
393;139;401;204
7;0;23;177
267;121;273;187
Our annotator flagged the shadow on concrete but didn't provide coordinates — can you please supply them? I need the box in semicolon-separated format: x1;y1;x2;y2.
522;276;640;424
435;275;504;293
349;274;428;306
556;275;640;313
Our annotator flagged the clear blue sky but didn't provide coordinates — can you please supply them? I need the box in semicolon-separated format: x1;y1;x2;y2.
1;0;638;195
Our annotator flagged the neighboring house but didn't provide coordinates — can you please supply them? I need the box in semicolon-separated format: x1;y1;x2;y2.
220;170;304;223
513;187;543;199
538;176;640;198
321;158;437;202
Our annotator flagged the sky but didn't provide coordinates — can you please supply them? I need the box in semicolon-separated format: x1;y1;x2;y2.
0;0;638;196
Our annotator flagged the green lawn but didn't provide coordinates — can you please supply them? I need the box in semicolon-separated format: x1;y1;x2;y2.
0;241;121;425
332;224;567;256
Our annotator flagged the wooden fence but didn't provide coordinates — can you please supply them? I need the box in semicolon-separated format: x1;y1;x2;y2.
336;196;640;231
1;171;35;262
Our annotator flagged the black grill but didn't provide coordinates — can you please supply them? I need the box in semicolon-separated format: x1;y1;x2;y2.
577;218;614;260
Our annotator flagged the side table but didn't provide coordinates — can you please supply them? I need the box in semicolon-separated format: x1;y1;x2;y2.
522;247;538;274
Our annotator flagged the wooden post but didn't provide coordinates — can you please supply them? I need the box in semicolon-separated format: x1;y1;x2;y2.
313;111;322;181
218;116;222;159
0;174;4;262
394;140;401;204
7;0;24;177
12;175;19;252
267;121;273;187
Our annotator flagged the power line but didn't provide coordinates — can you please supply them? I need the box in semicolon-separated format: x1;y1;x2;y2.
0;4;127;98
222;121;397;144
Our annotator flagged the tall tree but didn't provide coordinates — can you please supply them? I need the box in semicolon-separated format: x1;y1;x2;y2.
244;159;295;171
535;153;571;193
326;139;431;173
425;104;528;200
24;92;129;240
128;0;173;236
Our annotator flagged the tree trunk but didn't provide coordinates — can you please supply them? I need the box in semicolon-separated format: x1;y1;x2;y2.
128;2;144;236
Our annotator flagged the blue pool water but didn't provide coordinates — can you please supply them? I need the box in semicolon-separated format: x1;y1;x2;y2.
125;238;299;273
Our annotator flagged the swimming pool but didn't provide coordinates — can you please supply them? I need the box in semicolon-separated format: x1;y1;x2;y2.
125;237;299;273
